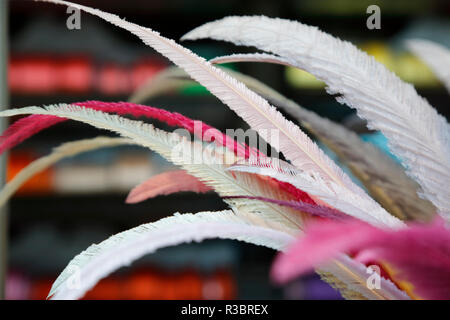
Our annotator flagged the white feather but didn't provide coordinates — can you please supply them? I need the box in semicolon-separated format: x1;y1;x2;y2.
182;16;450;220
406;39;450;93
48;210;295;299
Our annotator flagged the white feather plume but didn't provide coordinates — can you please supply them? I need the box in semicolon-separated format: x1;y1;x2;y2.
48;210;295;299
182;16;450;220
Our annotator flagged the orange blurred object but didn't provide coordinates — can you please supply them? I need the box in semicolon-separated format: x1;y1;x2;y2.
7;151;53;194
82;278;123;300
30;278;53;300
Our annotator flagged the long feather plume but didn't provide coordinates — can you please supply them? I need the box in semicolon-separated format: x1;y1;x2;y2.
182;16;450;221
132;66;436;221
406;39;450;93
32;1;394;228
0;101;252;158
0;136;134;208
126;170;211;204
48;210;295;299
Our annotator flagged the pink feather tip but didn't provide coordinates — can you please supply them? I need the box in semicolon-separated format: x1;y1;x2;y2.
271;218;450;299
126;170;211;204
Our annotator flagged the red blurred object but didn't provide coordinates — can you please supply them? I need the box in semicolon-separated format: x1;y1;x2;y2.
124;269;164;300
21;267;236;300
30;278;53;300
9;55;57;94
58;56;93;94
9;54;167;96
131;59;165;91
97;63;130;95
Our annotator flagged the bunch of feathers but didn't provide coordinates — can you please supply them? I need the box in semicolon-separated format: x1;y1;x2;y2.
0;0;449;300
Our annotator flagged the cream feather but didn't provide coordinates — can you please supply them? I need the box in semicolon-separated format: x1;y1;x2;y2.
48;210;295;299
0;136;134;208
406;39;450;93
33;0;396;228
182;16;450;220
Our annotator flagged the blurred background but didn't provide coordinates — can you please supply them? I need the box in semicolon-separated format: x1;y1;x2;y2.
2;0;449;300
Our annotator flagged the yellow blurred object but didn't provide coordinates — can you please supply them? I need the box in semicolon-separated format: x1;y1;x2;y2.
286;41;441;89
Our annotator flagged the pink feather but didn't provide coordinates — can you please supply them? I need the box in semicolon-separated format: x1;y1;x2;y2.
126;170;211;204
0;101;254;158
271;218;450;299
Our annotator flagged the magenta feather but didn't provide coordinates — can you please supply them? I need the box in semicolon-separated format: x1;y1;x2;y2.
126;170;211;204
0;101;254;158
271;218;450;299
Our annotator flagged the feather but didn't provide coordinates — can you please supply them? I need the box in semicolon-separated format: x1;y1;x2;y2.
406;39;450;93
317;255;411;300
223;195;348;221
34;1;383;226
0;101;252;158
182;16;450;221
47;209;295;299
129;67;194;103
228;157;404;228
0;136;134;208
210;53;292;66
0;104;305;232
125;170;211;204
135;66;436;221
129;69;193;103
271;217;450;299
